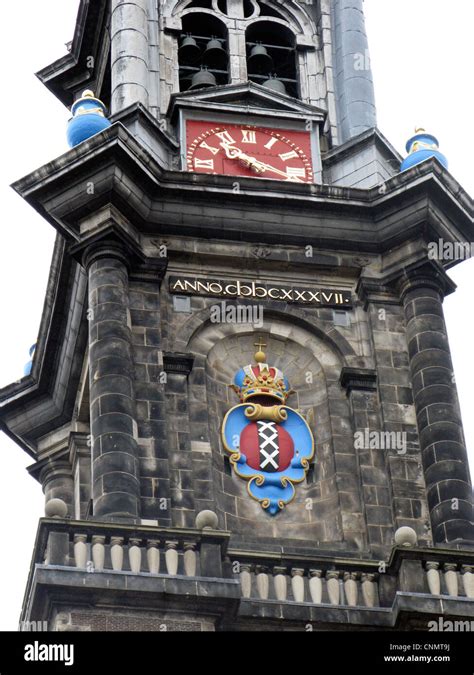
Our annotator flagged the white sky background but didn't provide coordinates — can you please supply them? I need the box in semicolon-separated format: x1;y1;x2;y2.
0;0;472;630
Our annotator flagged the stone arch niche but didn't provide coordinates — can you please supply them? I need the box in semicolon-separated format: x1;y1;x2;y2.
184;309;365;549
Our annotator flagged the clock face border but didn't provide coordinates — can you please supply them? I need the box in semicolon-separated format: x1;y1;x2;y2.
181;113;321;184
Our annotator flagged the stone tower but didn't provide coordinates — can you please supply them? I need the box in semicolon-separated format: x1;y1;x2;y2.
2;0;474;631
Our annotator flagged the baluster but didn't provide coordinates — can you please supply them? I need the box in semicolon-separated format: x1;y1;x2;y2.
444;563;459;597
326;571;340;605
256;566;269;600
461;565;474;598
273;566;288;602
344;572;358;607
361;573;376;608
165;541;179;576
146;540;160;574
74;534;88;569
309;570;323;604
291;569;305;603
426;562;441;595
128;538;142;574
92;535;105;571
184;543;197;577
110;537;124;571
240;564;252;599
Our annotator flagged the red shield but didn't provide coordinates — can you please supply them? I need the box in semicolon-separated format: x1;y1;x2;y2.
240;420;294;473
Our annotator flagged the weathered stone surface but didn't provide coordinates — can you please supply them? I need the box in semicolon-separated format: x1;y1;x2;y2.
3;0;474;637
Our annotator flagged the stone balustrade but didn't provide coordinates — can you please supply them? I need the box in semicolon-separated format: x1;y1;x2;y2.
36;519;474;610
39;518;229;580
233;560;379;607
69;533;199;576
425;561;474;599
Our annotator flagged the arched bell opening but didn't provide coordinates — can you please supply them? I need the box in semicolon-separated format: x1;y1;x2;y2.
246;20;298;98
178;13;229;92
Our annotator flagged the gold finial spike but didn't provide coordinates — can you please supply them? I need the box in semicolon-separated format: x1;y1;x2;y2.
254;338;267;363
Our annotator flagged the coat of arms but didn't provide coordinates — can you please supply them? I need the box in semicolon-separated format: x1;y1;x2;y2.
222;340;314;515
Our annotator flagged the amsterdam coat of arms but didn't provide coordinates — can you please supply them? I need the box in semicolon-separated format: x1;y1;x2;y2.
222;340;314;515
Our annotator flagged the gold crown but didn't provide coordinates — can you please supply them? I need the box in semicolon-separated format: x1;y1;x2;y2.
232;339;292;404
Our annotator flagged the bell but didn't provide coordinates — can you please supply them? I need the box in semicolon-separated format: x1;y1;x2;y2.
189;67;217;90
248;43;274;74
262;75;287;95
203;38;227;69
179;35;201;64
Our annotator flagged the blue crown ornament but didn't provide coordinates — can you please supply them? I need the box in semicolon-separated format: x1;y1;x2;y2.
67;90;112;148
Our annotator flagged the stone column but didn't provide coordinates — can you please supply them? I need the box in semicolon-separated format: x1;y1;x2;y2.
400;269;474;545
111;0;149;113
85;242;141;520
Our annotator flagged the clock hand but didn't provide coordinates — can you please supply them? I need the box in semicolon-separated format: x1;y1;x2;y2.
250;159;304;182
221;144;243;160
220;144;266;174
220;143;302;181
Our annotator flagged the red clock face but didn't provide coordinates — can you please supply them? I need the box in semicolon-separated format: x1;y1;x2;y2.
186;120;314;183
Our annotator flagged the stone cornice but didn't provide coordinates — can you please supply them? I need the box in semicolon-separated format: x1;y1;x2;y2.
0;237;89;455
168;81;326;124
35;0;109;108
11;124;473;255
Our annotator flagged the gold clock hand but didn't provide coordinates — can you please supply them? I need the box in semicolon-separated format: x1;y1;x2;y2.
252;160;304;182
221;144;243;160
220;143;302;180
220;144;265;174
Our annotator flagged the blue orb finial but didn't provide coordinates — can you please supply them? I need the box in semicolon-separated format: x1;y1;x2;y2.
23;343;37;376
400;127;448;172
67;89;112;148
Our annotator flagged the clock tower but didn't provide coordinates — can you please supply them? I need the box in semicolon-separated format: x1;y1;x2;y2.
2;0;474;633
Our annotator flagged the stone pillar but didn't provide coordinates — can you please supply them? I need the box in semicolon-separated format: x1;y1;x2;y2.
69;432;91;520
341;367;395;555
111;0;149;114
163;353;195;528
85;242;141;520
400;270;474;545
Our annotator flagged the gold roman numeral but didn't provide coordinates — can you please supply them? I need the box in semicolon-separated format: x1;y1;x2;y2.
264;137;278;150
199;141;220;155
242;129;257;143
194;158;215;169
216;130;236;145
286;167;307;180
279;150;299;161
